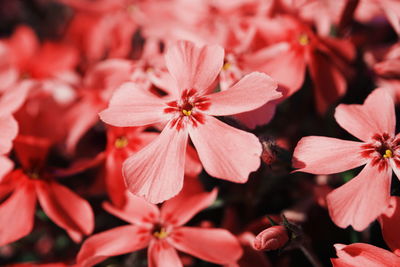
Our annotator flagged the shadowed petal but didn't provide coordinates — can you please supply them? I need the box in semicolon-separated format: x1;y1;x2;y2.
36;181;94;243
77;225;151;267
0;180;36;246
170;227;242;265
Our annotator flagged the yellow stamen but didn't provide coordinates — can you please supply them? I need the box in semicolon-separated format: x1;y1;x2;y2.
153;228;168;239
384;149;393;158
298;34;309;46
126;4;137;13
29;172;39;179
146;67;153;73
182;109;192;116
114;136;129;149
223;62;232;70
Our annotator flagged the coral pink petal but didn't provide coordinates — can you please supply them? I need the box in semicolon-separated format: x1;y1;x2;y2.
66;101;100;154
171;227;243;265
0;156;13;181
234;99;280;129
0;80;31;116
374;59;400;76
8;26;39;67
334;89;396;141
308;49;347;114
77;225;151;267
292;136;367;174
0;180;36;246
244;42;306;96
381;0;400;35
148;240;183;267
99;82;168;127
161;187;218;226
0;115;18;154
205;72;280;116
123;125;188;203
326;163;391;231
165;40;224;96
332;243;400;266
104;155;126;207
103;193;159;226
378;196;400;256
35;181;94;243
189;115;262;183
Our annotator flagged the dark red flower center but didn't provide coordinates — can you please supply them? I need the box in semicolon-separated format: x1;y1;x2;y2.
163;89;211;130
361;133;400;171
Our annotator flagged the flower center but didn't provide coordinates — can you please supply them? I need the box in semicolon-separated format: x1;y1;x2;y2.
361;133;400;171
163;89;210;130
152;223;169;239
114;136;128;149
298;33;309;46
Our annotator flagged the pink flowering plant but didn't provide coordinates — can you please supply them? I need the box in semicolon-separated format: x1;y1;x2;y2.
2;1;400;267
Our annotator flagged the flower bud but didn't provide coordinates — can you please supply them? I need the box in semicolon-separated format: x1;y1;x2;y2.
253;225;289;251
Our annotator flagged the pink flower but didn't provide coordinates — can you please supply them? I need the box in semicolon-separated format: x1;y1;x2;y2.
253;225;289;251
100;40;281;203
77;184;243;267
0;135;94;246
331;243;400;266
293;89;398;231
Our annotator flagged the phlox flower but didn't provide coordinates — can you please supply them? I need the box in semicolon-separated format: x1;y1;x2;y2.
293;89;399;231
0;135;94;246
77;183;243;267
379;196;400;256
100;40;281;203
331;243;400;267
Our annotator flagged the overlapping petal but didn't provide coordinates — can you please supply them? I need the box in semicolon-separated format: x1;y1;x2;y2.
189;115;261;183
205;72;280;116
123;125;188;203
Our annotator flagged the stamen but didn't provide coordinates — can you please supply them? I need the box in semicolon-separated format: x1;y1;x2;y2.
153;228;168;239
114;136;129;149
223;62;232;70
384;149;393;158
298;34;309;46
182;109;192;116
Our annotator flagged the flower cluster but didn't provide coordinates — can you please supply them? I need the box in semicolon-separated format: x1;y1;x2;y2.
1;0;400;266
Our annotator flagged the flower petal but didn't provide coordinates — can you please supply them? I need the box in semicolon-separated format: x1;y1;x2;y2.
103;192;159;226
161;184;218;226
233;99;281;129
35;181;94;243
326;163;391;231
205;72;280;116
0;180;36;246
170;227;242;265
148;240;183;267
0;156;13;182
332;243;400;267
77;225;150;267
123;125;188;203
334;89;396;142
292;136;367;174
244;42;306;96
0;115;18;154
378;196;400;256
99;82;168;127
165;40;224;96
189;116;261;183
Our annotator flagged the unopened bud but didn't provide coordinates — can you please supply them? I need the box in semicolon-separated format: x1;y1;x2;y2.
253;225;289;251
